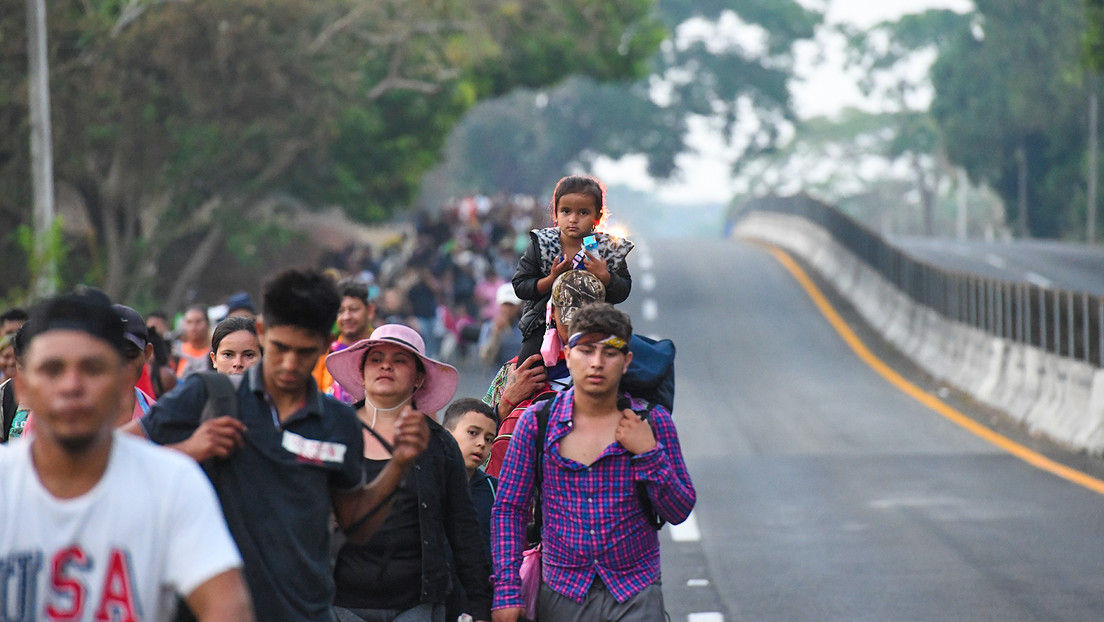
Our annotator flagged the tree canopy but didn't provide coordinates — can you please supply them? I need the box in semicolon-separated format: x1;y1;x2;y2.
729;0;1098;241
0;0;664;308
930;0;1090;238
420;0;821;201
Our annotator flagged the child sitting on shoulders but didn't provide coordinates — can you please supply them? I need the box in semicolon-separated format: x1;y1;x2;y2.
511;174;633;370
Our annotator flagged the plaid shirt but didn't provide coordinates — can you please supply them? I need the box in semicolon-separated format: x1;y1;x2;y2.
482;358;572;411
482;360;512;408
491;389;696;608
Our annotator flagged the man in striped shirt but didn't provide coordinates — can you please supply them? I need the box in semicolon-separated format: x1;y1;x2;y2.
491;303;696;621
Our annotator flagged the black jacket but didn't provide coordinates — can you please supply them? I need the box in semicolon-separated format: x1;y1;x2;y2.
0;379;15;443
335;417;492;619
513;228;634;338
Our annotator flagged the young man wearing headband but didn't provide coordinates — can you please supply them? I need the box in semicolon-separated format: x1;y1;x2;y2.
0;291;251;621
491;302;696;622
133;268;430;621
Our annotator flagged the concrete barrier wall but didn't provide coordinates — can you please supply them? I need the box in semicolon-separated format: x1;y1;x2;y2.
735;211;1104;455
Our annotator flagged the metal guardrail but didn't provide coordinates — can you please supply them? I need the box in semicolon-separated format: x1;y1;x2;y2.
736;195;1104;367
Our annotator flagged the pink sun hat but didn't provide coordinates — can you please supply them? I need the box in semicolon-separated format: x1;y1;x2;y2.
325;323;458;413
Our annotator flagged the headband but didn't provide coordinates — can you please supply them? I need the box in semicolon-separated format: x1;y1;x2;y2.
567;332;629;353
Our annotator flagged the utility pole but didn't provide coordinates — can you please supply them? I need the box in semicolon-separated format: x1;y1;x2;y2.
956;169;968;240
1015;143;1029;238
26;0;57;296
1089;78;1099;244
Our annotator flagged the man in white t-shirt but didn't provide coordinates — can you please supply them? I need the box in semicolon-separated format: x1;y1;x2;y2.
0;291;251;621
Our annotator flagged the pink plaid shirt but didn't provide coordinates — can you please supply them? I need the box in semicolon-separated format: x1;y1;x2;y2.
491;389;695;608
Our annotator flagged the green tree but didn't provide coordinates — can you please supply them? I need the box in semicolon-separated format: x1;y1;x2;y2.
930;0;1089;238
0;0;663;309
421;0;821;201
0;5;33;295
842;9;973;235
1085;0;1104;72
1083;0;1103;241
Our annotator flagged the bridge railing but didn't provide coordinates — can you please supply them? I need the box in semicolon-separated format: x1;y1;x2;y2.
735;195;1104;367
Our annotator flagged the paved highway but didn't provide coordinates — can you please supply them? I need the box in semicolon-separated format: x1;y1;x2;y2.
892;236;1104;295
455;236;1104;621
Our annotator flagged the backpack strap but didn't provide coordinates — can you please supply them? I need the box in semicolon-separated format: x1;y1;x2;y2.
171;373;239;622
359;419;396;454
628;400;665;531
0;379;13;443
341;420;401;539
197;373;239;423
528;394;556;545
485;474;497;502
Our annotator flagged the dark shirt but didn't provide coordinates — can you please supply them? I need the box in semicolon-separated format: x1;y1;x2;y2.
334;461;422;609
446;468;498;621
513;228;633;338
408;282;438;318
0;379;16;443
470;468;497;561
140;364;365;622
333;418;492;619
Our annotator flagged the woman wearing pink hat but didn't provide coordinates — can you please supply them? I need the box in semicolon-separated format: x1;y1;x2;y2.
326;324;492;622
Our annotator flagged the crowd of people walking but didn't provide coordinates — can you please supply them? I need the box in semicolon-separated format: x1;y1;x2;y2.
0;177;695;622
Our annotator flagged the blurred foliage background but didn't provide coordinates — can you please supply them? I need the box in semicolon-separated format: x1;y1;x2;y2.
3;0;1104;309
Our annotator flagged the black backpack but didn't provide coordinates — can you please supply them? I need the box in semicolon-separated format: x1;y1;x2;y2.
0;379;15;443
197;372;240;423
173;372;239;622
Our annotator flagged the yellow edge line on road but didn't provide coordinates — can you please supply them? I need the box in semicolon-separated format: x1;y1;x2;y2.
763;243;1104;496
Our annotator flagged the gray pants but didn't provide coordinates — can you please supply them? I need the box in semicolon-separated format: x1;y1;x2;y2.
538;579;665;622
333;602;444;622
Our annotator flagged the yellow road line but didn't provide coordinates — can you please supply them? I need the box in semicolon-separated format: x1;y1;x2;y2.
762;243;1104;496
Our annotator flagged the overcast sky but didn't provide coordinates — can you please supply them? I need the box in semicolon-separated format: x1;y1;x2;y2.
595;0;975;205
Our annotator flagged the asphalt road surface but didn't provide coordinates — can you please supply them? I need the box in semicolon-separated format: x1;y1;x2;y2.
891;236;1104;295
454;236;1104;621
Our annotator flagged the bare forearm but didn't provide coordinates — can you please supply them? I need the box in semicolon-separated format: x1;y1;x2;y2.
337;459;411;543
188;569;254;622
167;439;203;461
497;385;527;419
196;597;253;622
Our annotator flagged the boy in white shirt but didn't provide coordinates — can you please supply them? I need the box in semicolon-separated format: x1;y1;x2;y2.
0;291;251;621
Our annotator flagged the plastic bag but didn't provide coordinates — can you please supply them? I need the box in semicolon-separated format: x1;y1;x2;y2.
519;544;542;619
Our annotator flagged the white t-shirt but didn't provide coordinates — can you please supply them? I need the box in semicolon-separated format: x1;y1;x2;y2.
0;432;243;621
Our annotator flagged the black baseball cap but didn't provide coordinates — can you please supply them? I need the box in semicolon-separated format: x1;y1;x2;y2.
23;292;128;355
112;304;149;351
